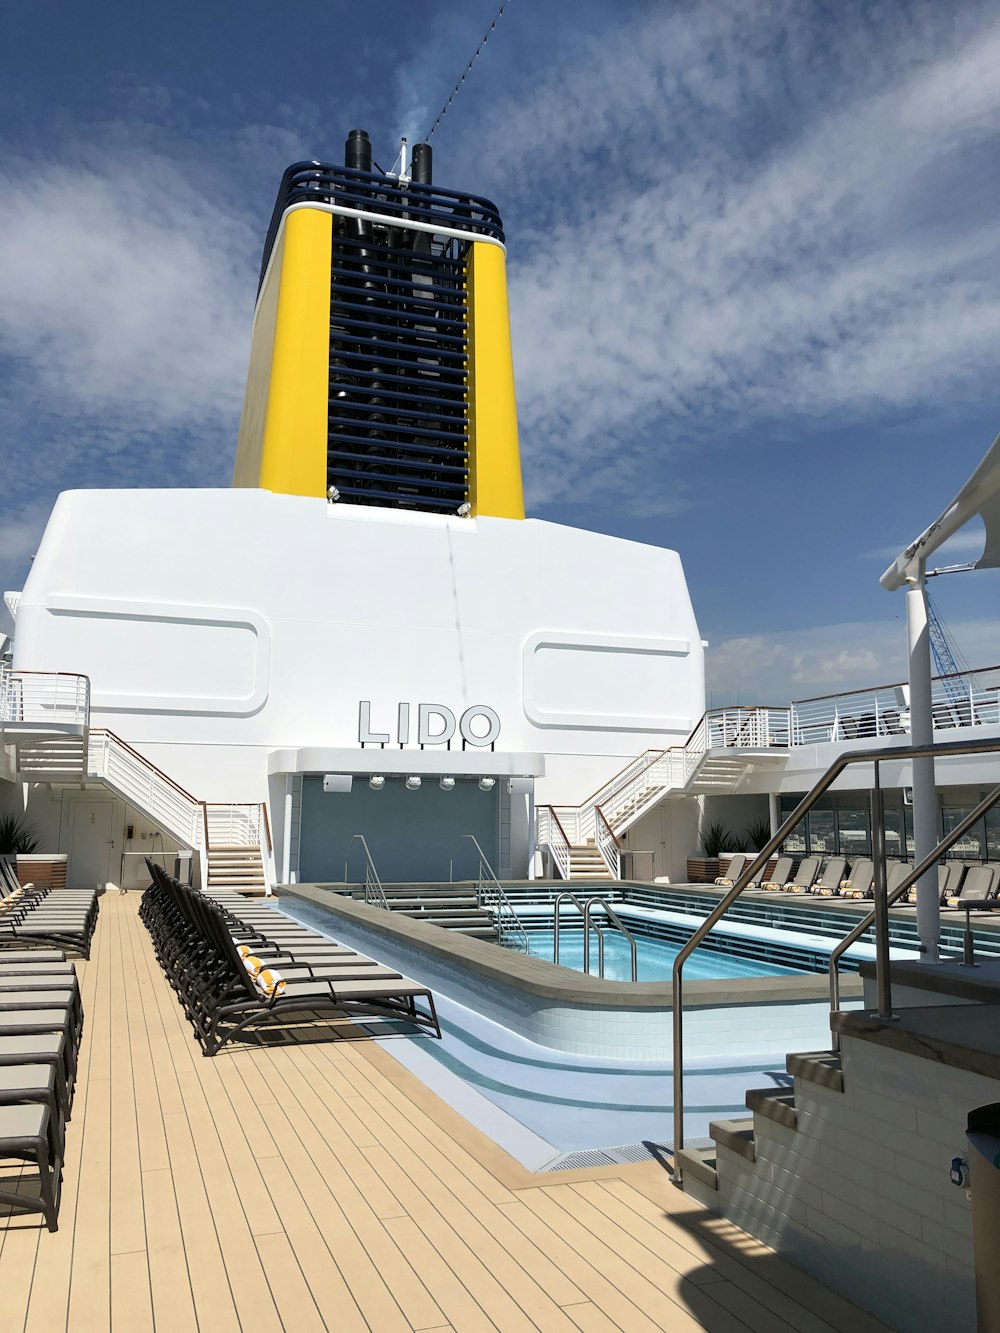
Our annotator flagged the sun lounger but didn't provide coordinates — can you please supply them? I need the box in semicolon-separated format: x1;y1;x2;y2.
140;861;441;1053
759;856;794;891
835;858;873;899
778;856;820;893
946;865;997;908
715;853;747;887
810;857;848;896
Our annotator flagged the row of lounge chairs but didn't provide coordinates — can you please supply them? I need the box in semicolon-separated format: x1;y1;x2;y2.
140;862;441;1055
0;863;99;959
0;947;81;1231
716;853;1000;906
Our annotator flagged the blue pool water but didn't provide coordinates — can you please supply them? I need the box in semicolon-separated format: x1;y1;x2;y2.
525;927;799;981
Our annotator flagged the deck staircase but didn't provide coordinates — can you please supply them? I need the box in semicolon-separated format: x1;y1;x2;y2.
206;846;268;897
0;668;273;894
538;706;791;880
567;844;614;882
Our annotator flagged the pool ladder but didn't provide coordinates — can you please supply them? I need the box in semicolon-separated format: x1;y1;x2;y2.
553;892;638;981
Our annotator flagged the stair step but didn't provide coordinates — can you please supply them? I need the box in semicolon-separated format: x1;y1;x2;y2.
675;1147;718;1191
708;1117;756;1161
786;1050;844;1094
745;1087;798;1130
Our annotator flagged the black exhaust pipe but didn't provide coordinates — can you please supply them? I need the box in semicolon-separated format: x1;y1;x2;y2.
411;142;433;185
345;128;372;173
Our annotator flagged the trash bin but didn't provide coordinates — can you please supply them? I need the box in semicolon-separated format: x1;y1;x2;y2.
967;1103;1000;1332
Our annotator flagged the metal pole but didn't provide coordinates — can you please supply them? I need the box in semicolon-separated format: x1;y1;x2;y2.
280;775;293;885
906;566;940;962
870;763;893;1020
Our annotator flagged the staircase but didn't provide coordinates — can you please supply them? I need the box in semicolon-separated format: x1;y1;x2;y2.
538;705;791;879
567;844;614;882
207;846;268;897
676;1004;994;1333
347;884;499;940
0;668;273;894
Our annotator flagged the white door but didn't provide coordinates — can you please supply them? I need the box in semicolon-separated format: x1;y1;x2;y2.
69;800;114;887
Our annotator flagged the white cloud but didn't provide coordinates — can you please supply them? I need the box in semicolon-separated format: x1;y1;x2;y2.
707;613;1000;704
0;150;258;481
433;1;1000;510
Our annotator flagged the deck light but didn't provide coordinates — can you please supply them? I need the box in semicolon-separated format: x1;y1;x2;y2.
478;777;495;792
405;775;422;790
439;776;456;791
368;775;385;790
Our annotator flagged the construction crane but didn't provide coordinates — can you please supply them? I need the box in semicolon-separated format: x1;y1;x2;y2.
926;594;974;712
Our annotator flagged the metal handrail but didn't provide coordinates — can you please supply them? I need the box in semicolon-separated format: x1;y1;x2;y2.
553;892;638;980
672;731;1000;1181
343;835;389;910
456;834;527;952
828;776;1000;1024
585;897;638;982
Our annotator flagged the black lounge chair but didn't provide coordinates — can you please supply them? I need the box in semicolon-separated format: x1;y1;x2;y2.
140;862;441;1054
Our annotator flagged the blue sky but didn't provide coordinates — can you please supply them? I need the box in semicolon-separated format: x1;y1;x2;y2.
0;0;997;703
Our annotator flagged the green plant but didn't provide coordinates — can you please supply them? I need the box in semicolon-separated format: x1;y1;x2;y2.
701;819;734;857
728;834;751;852
745;817;772;853
0;811;39;855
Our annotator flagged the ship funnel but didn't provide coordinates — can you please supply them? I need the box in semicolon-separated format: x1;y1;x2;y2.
345;128;372;172
411;142;433;185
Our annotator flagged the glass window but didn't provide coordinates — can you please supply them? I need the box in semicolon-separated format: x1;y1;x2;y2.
836;807;870;859
780;796;807;853
883;805;904;860
942;807;985;862
986;806;1000;863
808;807;836;855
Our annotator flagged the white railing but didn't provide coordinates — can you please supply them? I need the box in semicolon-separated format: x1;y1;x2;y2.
203;802;271;851
0;668;90;729
536;805;572;878
594;806;621;878
790;665;1000;744
87;730;203;849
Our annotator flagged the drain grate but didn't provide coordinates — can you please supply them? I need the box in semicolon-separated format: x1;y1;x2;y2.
541;1137;713;1172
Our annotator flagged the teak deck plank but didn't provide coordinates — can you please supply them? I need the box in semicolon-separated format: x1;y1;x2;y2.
0;892;890;1332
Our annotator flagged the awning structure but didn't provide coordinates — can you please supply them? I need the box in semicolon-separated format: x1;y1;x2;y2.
881;432;1000;590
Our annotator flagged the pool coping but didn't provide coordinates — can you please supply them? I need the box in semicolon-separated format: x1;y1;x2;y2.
279;884;865;1009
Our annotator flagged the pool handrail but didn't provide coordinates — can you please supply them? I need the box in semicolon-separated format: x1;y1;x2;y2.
553;892;638;981
584;897;638;983
672;731;1000;1184
456;834;528;952
342;834;389;910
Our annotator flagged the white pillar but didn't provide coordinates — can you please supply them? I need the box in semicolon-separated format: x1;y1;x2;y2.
768;792;780;839
281;774;293;886
906;569;939;963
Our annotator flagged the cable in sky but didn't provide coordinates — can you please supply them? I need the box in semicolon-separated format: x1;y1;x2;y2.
423;0;512;142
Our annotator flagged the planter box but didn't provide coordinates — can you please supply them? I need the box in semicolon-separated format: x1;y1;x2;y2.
14;854;67;890
686;857;721;883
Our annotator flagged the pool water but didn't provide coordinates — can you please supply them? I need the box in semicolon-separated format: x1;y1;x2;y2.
524;927;800;981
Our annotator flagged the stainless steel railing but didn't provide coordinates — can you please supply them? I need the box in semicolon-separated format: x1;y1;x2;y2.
456;834;528;952
672;732;1000;1182
342;834;389;910
553;891;638;981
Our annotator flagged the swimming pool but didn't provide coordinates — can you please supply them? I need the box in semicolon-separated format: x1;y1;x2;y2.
524;926;798;980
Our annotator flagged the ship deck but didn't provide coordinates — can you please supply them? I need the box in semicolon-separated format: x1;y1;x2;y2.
0;892;889;1332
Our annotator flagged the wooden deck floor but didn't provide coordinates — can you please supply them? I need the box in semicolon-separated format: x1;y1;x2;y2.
0;893;891;1332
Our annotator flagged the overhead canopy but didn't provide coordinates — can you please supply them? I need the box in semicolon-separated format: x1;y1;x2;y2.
881;432;1000;590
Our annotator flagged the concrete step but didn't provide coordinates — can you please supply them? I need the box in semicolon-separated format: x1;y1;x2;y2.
708;1117;756;1162
675;1147;718;1191
745;1087;798;1130
786;1049;844;1094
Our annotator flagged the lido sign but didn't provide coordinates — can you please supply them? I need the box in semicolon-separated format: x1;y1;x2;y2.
359;701;501;748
